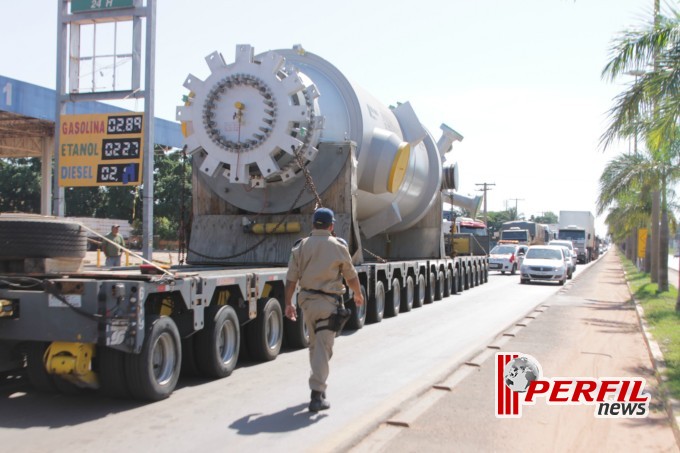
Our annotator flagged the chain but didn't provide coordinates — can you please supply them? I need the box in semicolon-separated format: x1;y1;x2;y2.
362;247;387;263
177;146;188;265
292;145;323;210
187;150;322;260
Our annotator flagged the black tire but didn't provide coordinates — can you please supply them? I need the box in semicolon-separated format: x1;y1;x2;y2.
425;272;435;304
125;316;182;401
559;279;565;286
367;280;385;323
443;269;452;297
25;342;57;393
0;217;87;259
501;271;506;275
464;268;471;290
414;274;426;308
385;278;401;317
401;276;414;312
180;336;200;377
246;298;283;362
98;346;130;398
195;306;240;378
435;271;445;301
345;285;367;330
285;304;310;348
520;278;529;284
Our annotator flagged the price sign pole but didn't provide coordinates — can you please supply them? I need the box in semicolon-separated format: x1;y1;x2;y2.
54;0;156;260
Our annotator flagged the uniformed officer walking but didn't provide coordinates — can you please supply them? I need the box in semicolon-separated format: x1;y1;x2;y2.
284;208;364;412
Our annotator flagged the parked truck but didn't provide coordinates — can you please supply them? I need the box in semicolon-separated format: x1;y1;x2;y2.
498;221;549;245
557;211;596;263
0;44;487;400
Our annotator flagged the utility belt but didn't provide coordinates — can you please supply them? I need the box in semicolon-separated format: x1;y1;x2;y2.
301;288;352;335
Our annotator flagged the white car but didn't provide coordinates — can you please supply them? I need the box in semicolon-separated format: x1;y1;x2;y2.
489;244;526;275
549;240;577;270
520;245;568;285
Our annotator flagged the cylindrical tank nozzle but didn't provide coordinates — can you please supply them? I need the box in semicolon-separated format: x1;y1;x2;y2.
437;124;464;160
442;163;459;191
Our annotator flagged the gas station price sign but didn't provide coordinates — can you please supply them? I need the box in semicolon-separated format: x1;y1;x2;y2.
58;113;144;187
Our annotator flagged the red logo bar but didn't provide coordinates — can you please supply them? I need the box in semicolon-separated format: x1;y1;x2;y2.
496;353;520;417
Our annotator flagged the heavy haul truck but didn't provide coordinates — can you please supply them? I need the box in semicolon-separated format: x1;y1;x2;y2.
0;44;487;400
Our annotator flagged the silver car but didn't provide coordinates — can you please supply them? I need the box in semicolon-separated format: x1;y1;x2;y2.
520;245;568;285
549;240;577;271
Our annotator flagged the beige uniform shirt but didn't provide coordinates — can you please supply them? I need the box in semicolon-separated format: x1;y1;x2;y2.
286;230;358;295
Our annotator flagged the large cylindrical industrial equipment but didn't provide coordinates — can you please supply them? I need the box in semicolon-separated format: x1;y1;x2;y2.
177;44;462;239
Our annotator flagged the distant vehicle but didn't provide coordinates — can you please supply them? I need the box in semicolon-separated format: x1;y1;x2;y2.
558;211;596;263
489;243;526;275
556;245;574;279
498;221;550;246
549;240;577;270
520;245;568;285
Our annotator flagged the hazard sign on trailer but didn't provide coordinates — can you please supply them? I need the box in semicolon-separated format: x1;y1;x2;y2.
58;112;144;187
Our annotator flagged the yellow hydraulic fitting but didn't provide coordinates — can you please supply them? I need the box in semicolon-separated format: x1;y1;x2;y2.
248;222;301;234
46;342;97;387
0;299;14;317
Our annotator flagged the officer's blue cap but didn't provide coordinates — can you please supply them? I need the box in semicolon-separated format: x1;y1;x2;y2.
313;208;335;226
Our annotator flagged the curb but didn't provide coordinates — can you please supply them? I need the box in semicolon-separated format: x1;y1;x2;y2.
625;269;680;448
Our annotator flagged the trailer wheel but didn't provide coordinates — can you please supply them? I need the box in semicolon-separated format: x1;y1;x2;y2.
195;306;240;378
414;274;426;308
246;298;283;362
401;276;414;312
368;280;385;323
0;217;87;259
444;269;453;297
25;342;57;393
425;272;436;304
345;285;367;330
385;278;401;317
98;346;130;398
435;271;445;300
125;316;181;401
285;304;310;348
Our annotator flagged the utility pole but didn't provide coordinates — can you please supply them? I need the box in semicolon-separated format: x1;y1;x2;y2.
476;182;495;254
475;182;495;227
507;198;524;220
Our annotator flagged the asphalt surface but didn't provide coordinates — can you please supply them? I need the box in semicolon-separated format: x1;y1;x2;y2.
352;250;680;453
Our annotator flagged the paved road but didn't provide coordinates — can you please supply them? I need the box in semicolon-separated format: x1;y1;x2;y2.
1;262;575;452
354;249;678;452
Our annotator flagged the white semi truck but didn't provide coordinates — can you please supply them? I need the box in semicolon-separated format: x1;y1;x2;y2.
0;45;487;400
557;211;596;263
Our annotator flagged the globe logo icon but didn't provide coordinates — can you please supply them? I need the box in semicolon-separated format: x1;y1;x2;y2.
504;356;540;393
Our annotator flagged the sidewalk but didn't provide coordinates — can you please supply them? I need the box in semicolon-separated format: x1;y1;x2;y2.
353;250;679;452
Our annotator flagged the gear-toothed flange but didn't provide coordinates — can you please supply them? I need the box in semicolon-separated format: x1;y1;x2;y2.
177;44;322;187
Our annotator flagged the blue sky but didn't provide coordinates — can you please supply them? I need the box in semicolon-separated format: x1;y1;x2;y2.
0;0;665;235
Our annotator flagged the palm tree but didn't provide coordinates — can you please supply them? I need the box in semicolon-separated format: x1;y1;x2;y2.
600;8;680;297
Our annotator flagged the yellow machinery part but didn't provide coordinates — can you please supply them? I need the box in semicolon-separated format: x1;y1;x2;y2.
250;222;301;234
261;284;272;298
46;342;97;386
0;299;14;317
387;142;410;193
160;297;174;316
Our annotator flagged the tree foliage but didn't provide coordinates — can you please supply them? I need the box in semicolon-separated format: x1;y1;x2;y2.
0;147;191;240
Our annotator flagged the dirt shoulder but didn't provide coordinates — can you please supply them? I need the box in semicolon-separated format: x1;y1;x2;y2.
355;250;679;453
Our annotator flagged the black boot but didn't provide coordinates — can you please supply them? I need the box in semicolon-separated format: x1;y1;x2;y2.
309;390;330;412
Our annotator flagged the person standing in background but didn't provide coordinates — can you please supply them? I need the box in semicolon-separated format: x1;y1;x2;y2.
103;224;125;267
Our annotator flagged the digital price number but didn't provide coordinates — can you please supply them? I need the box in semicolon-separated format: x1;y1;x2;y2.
107;114;143;135
103;138;141;160
97;163;140;184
